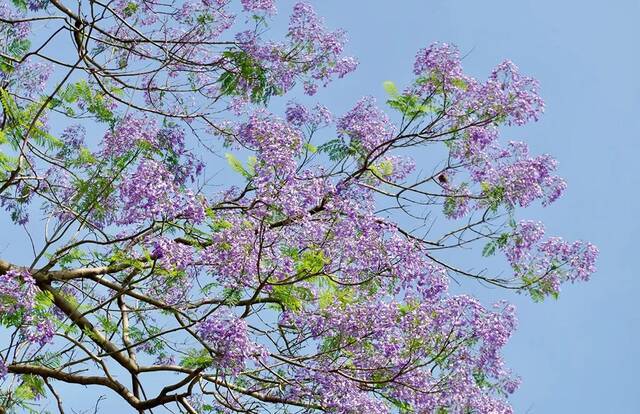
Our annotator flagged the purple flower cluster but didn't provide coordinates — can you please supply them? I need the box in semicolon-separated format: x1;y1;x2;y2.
0;268;37;315
411;43;544;126
285;293;519;413
0;269;54;346
197;312;266;373
0;4;30;40
413;42;467;92
241;0;276;14
474;141;567;208
503;221;599;296
0;357;7;379
0;1;601;409
337;96;394;153
479;60;545;126
285;101;332;129
118;159;205;224
60;124;86;150
0;54;53;99
103;115;160;157
287;2;358;90
235;2;357;96
150;237;195;270
237;111;301;175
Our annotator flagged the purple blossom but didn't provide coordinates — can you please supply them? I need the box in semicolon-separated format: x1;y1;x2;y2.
237;111;301;175
22;316;55;346
60;124;86;150
197;312;267;373
502;221;599;297
103;115;160;156
337;96;394;152
241;0;276;14
118;159;205;224
0;4;30;40
150;237;195;270
0;269;54;346
414;42;465;86
285;101;310;126
469;141;567;208
0;268;37;314
286;101;332;129
0;358;7;380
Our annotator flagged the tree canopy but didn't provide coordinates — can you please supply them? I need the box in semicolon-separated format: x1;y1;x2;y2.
0;1;597;413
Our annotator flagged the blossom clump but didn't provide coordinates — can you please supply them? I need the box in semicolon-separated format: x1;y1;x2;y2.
337;96;395;153
197;312;267;373
0;269;54;346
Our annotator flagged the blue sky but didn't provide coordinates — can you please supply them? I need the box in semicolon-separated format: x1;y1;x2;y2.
292;0;638;412
2;1;638;412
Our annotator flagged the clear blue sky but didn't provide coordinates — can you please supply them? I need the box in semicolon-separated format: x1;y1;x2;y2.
2;1;638;412
291;1;638;412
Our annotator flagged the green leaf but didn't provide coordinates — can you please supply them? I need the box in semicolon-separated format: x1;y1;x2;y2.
303;142;318;153
482;241;497;257
15;375;46;401
96;315;119;335
10;0;28;11
388;397;414;413
383;80;399;97
225;153;253;179
451;78;468;90
270;285;308;312
122;2;139;16
296;249;328;275
180;349;214;369
34;291;54;311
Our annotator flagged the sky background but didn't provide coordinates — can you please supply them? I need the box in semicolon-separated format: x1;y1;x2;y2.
288;1;639;412
2;0;639;412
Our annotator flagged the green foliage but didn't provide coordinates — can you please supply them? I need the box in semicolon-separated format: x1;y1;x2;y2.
295;249;328;275
96;315;119;335
451;78;469;90
180;349;214;369
472;370;492;389
9;0;28;10
0;307;25;329
387;93;437;118
481;233;510;257
207;213;234;233
217;49;280;104
56;80;115;122
318;283;355;310
318;138;364;161
33;291;54;312
14;375;46;401
0;37;31;72
303;142;318;153
221;287;243;306
387;396;414;413
480;182;506;212
369;159;394;179
522;269;561;302
382;80;399;96
129;325;165;354
53;247;88;270
0;88;64;153
32;352;62;370
122;2;139;16
270;285;313;311
383;81;437;118
225;153;254;179
442;195;459;218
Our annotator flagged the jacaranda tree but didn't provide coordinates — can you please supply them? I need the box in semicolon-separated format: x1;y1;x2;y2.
0;0;598;412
